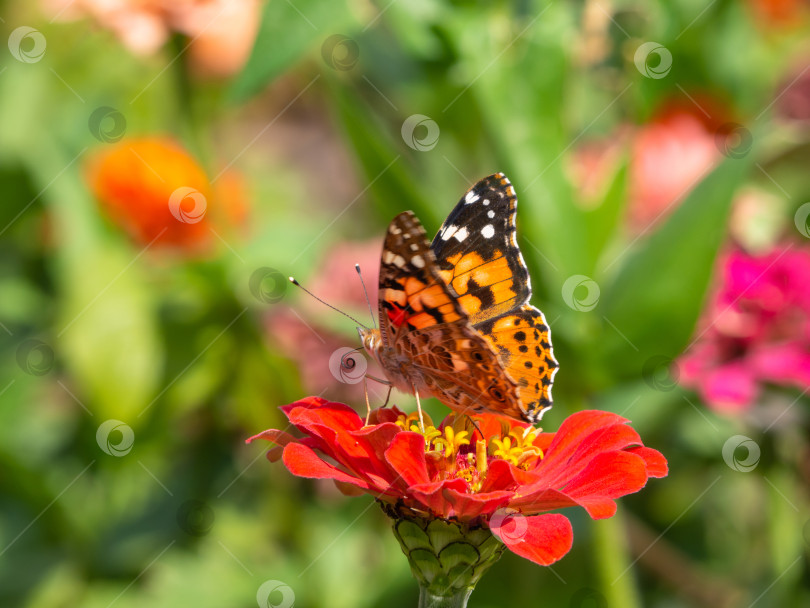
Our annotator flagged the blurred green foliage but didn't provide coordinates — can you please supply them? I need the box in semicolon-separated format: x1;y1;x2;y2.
1;0;809;607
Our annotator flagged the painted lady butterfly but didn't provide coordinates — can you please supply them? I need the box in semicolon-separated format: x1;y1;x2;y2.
359;173;558;423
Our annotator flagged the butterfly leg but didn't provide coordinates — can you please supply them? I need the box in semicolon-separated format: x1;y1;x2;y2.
381;385;392;408
363;376;372;426
413;385;426;433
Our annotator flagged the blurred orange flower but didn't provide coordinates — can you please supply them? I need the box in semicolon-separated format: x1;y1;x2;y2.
87;136;245;250
44;0;260;77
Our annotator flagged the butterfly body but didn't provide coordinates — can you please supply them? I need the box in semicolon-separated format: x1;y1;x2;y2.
362;173;557;424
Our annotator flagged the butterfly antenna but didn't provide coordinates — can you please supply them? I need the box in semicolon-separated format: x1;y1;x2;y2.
288;277;368;328
355;264;377;329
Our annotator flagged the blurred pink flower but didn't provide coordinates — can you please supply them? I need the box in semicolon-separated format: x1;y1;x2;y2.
570;98;727;234
679;244;810;413
44;0;260;77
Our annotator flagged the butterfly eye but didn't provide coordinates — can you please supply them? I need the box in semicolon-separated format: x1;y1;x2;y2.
489;387;506;402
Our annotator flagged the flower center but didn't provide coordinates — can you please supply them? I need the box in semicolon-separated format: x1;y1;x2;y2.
394;412;544;492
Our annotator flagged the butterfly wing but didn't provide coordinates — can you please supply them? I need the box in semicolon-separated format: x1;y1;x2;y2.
430;173;530;324
375;211;523;417
430;173;558;421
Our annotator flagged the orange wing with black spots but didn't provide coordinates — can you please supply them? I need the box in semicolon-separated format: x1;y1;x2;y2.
431;173;530;324
365;211;524;419
430;173;558;421
473;305;557;420
360;174;556;424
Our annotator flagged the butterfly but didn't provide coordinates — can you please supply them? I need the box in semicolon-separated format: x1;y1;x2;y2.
358;173;558;424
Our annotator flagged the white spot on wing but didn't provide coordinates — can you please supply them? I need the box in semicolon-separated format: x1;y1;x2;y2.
465;190;480;205
483;199;490;206
481;224;495;239
453;226;469;242
411;255;425;268
487;210;495;219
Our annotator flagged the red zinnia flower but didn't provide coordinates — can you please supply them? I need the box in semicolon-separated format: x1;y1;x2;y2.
248;397;667;568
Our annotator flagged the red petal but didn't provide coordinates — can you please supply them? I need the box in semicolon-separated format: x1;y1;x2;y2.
495;513;573;566
478;459;520;493
282;443;375;493
538;422;641;488
441;487;513;519
507;487;581;512
385;432;431;487
562;451;649;519
410;478;469;518
245;428;298;446
627;446;668;478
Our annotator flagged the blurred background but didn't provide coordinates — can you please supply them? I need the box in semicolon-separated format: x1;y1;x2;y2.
1;0;809;606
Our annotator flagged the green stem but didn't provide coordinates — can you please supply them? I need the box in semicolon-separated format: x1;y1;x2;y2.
593;511;642;608
418;586;473;608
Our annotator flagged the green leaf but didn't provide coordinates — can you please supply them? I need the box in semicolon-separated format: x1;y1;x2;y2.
229;0;360;101
596;155;752;378
331;81;437;224
26;143;162;425
582;157;629;272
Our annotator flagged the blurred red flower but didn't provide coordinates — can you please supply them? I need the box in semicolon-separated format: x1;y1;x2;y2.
572;98;727;234
87;136;245;251
248;397;667;566
679;244;810;412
